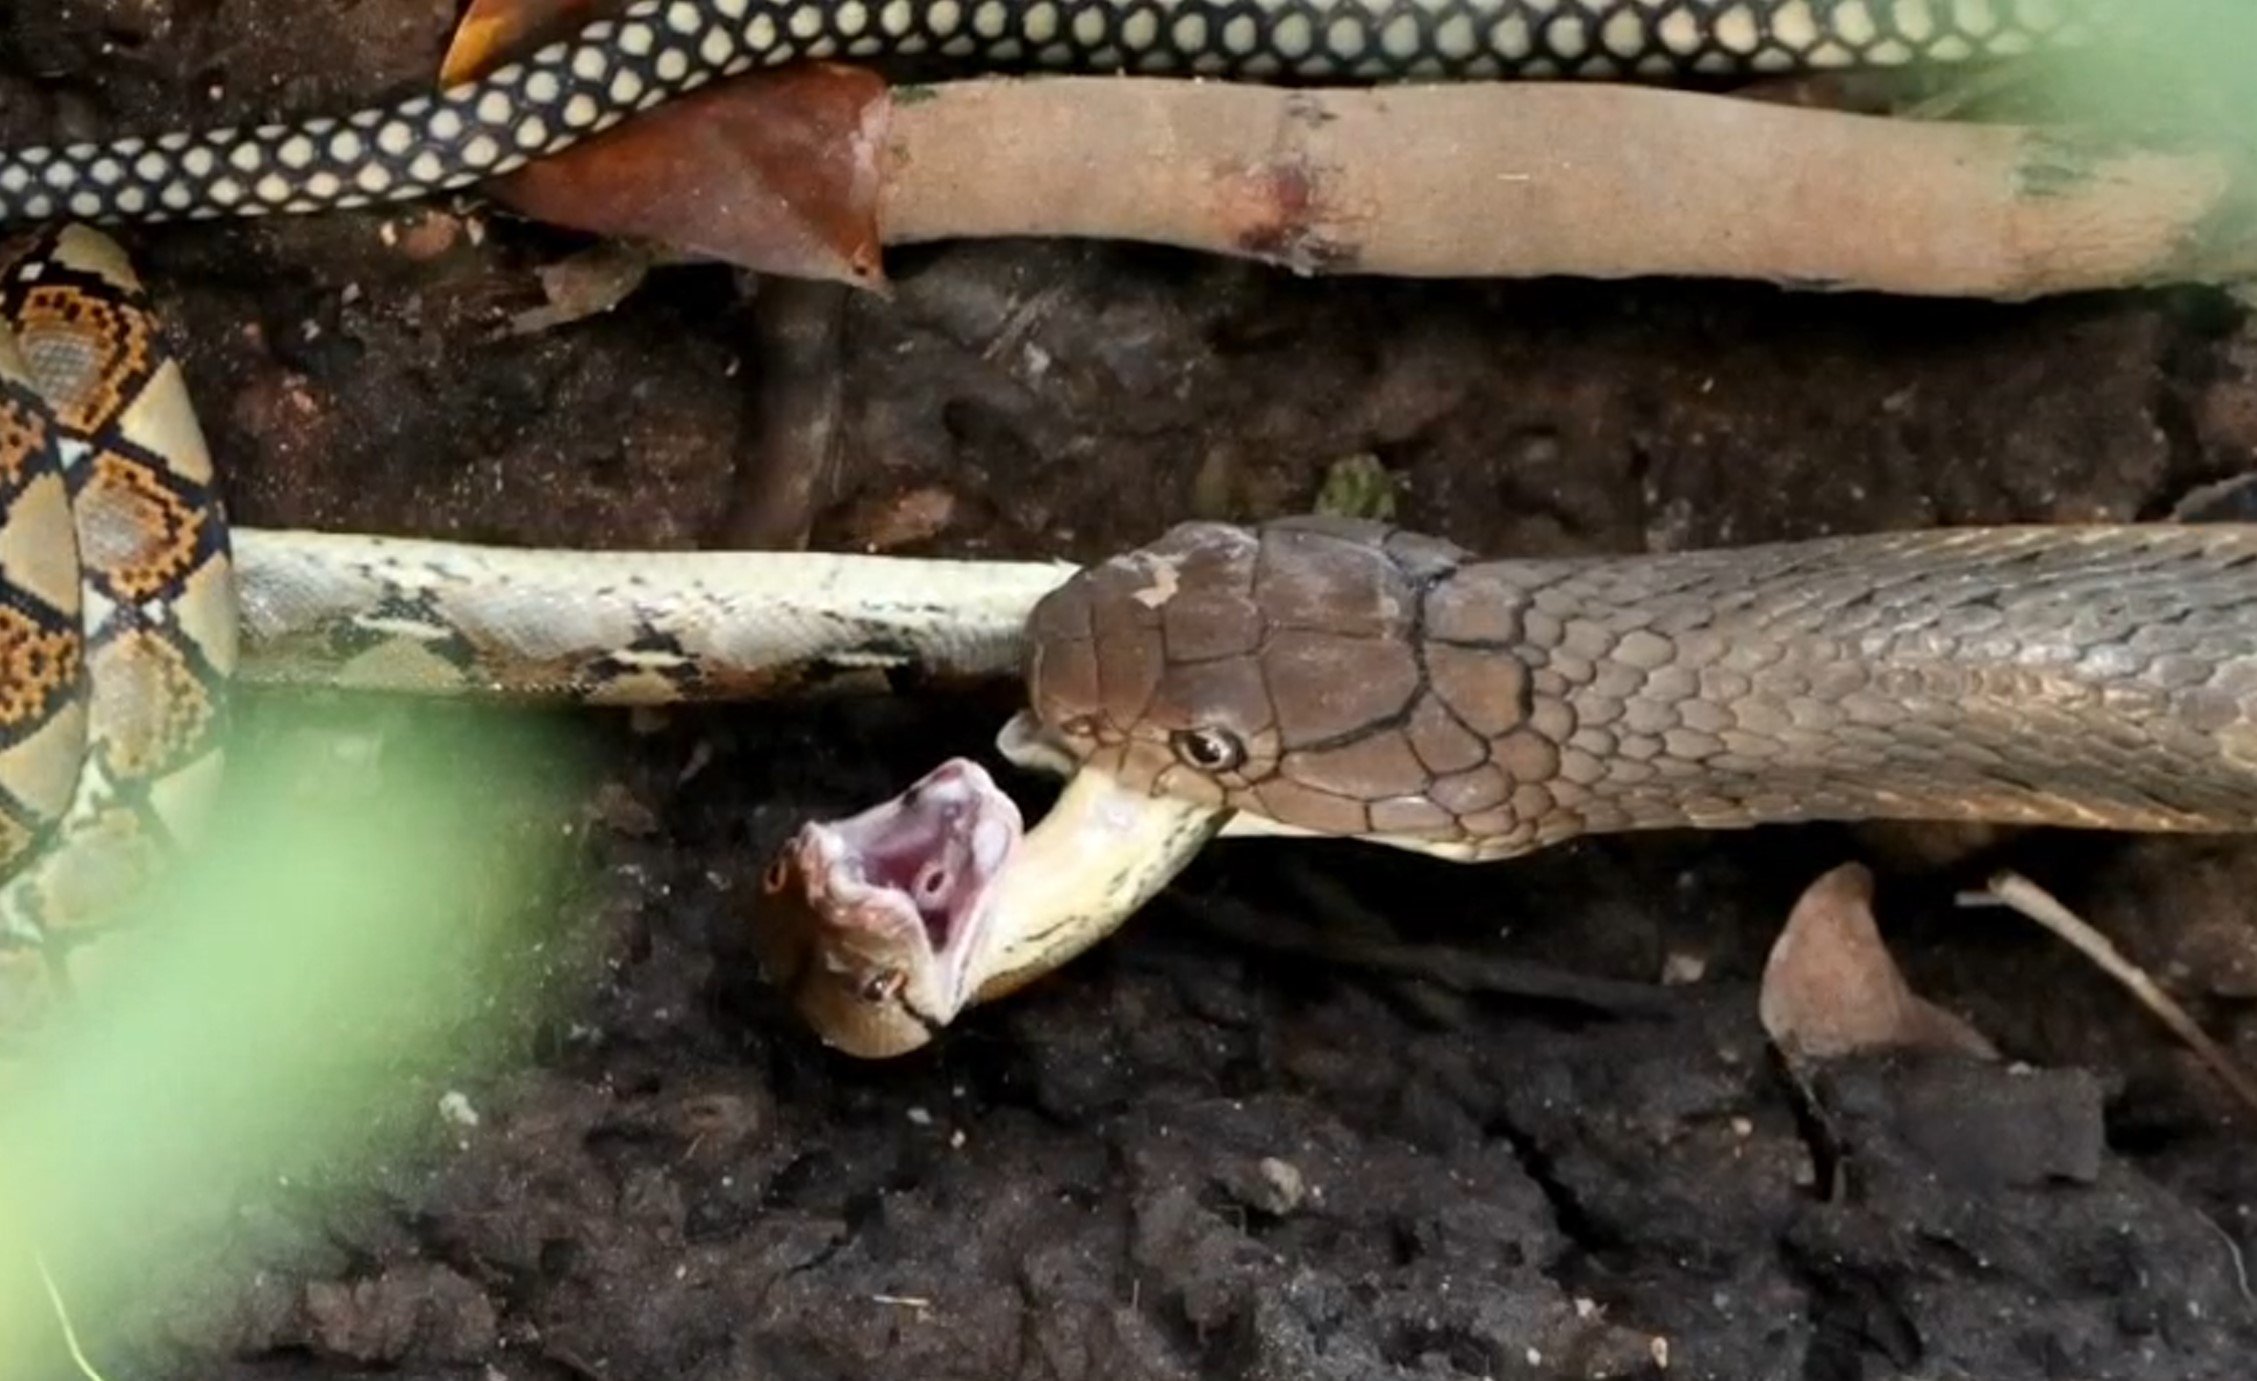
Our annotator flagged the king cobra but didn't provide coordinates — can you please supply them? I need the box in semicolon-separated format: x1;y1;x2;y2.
755;517;2257;1057
0;0;2194;1040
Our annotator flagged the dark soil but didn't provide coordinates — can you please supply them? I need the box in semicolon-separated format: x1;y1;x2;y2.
6;5;2257;1380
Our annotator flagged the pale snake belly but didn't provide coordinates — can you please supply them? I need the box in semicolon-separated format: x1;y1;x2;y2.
0;0;2199;1043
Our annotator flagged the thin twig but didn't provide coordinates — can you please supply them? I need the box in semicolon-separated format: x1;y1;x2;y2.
722;276;850;550
2199;1211;2255;1311
36;1251;109;1381
1958;871;2257;1116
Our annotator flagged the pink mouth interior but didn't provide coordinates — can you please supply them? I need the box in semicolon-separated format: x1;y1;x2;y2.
827;761;1022;954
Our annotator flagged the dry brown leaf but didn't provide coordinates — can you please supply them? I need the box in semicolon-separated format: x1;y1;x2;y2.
487;67;890;288
442;2;888;284
1760;863;1997;1063
838;484;963;551
440;0;620;86
506;242;660;336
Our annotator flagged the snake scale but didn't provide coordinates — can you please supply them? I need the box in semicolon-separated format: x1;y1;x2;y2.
0;0;2214;1052
0;226;235;1028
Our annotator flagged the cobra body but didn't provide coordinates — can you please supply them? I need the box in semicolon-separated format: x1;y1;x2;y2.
759;516;2257;1056
1026;518;2257;847
0;0;2103;225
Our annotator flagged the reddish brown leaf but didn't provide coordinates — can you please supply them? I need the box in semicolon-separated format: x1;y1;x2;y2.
1759;863;1997;1064
487;66;891;289
838;484;963;551
507;242;660;336
441;0;623;85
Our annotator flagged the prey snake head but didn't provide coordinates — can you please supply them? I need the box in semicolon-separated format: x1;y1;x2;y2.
750;745;1229;1058
751;759;1022;1059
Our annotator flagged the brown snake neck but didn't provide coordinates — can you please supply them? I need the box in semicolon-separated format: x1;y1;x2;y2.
1023;517;2257;855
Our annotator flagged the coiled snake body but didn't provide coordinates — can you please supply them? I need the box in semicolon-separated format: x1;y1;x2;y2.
0;227;234;1025
0;0;2205;1049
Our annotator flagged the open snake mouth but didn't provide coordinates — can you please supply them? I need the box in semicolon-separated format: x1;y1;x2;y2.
754;715;1234;1058
754;758;1025;1054
812;759;1020;961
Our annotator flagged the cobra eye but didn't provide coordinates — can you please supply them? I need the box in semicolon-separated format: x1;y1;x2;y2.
1170;726;1246;773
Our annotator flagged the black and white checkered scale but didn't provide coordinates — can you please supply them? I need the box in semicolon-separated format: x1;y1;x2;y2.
0;0;2095;224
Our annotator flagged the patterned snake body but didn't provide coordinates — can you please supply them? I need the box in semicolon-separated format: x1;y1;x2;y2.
0;237;1064;1022
0;227;234;1021
0;0;2100;224
231;530;1067;702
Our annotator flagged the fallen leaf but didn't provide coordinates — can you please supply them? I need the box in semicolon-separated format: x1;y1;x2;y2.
581;780;660;837
441;0;620;86
488;67;891;288
441;2;888;284
387;208;469;262
1842;819;2011;873
506;241;659;335
1759;862;1997;1063
839;484;962;551
1313;452;1399;522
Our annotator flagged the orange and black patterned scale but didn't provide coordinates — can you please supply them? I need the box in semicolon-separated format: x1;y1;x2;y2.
0;282;84;873
0;226;236;1028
